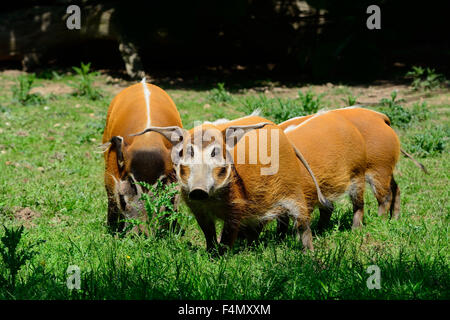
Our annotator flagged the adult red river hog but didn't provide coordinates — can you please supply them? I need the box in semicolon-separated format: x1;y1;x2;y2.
279;106;427;227
131;115;332;253
280;111;368;234
101;79;182;234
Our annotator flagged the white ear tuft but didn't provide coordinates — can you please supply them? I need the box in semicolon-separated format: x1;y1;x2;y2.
250;108;262;116
97;141;112;153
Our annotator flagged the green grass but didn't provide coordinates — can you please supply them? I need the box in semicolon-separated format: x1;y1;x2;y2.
239;89;324;123
0;71;448;299
405;66;447;91
11;74;46;105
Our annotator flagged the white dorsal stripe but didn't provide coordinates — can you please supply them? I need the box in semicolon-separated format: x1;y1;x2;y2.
283;109;329;133
203;118;230;125
141;77;152;128
339;105;387;117
278;114;309;127
283;106;383;133
283;124;298;133
203;109;263;126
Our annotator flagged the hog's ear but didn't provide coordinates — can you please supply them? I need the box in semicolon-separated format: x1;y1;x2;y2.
223;122;271;149
99;136;125;170
129;126;186;146
110;136;125;170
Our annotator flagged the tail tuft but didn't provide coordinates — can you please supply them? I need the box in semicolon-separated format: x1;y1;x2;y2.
319;194;334;212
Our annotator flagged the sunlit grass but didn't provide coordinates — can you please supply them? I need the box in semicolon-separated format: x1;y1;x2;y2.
0;71;448;299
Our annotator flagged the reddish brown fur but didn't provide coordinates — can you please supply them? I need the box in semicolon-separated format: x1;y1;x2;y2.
283;111;368;232
102;82;182;232
178;116;313;252
280;107;403;220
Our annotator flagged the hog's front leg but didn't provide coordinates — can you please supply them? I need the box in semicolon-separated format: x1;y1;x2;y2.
194;213;218;252
219;215;241;254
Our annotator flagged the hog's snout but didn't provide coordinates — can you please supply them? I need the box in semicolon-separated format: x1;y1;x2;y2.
188;188;209;200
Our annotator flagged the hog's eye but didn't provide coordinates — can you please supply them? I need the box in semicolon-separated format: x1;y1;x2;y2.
178;148;183;157
219;166;227;176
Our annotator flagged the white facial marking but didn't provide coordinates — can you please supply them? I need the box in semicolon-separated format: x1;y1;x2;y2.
177;139;230;195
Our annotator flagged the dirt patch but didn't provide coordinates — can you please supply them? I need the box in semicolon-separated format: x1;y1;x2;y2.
416;91;450;107
100;82;129;96
0;70;26;77
265;83;411;104
240;81;448;109
353;84;409;105
13;207;41;228
29;83;73;96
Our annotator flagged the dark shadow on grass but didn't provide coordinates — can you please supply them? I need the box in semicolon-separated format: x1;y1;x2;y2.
101;65;415;93
205;209;357;256
228;207;357;254
310;207;355;236
2;62;417;93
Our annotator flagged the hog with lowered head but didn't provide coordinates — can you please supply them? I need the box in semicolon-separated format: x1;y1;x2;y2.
101;79;182;234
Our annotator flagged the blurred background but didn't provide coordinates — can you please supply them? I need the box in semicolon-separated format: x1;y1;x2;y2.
0;0;448;83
